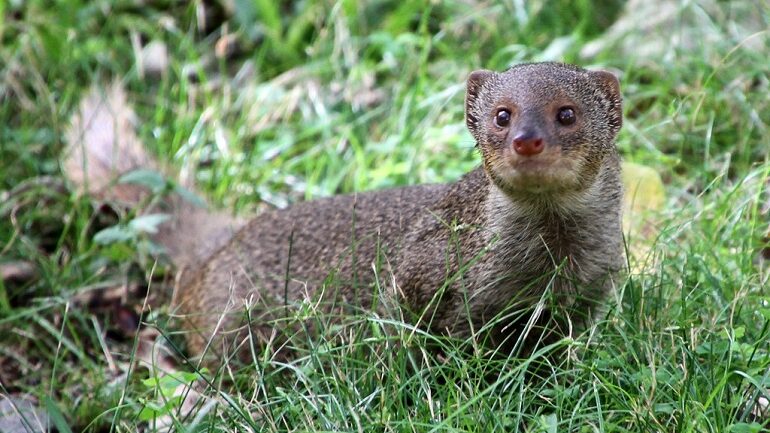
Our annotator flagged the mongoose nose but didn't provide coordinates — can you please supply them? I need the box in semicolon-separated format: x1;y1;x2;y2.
512;133;544;156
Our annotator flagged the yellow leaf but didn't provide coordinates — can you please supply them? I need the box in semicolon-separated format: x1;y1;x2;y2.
622;162;666;267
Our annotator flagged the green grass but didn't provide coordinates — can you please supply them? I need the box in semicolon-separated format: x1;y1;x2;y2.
1;0;769;431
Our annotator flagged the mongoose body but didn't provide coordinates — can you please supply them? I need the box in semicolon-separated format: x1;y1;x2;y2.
66;62;624;361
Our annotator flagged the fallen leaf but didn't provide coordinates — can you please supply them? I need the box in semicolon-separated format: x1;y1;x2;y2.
621;161;666;268
135;328;178;373
0;396;49;433
140;40;169;78
0;261;36;283
215;33;239;59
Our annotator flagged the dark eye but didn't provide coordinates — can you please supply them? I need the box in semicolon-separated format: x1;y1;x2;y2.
557;107;576;126
495;109;511;127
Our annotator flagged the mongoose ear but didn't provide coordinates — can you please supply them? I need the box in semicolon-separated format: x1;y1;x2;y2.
591;70;623;133
591;70;621;99
466;70;495;138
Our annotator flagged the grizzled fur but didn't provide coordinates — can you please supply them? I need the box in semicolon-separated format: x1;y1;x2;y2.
65;62;624;361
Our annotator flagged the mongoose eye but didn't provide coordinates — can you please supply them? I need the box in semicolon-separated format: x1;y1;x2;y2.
494;109;511;127
556;107;576;126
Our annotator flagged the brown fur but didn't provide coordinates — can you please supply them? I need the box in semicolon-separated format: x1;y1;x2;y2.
64;62;624;362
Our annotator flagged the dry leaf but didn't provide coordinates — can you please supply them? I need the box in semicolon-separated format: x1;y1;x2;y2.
622;161;666;267
0;261;36;283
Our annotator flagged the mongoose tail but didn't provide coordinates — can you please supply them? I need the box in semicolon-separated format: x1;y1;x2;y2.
63;83;243;267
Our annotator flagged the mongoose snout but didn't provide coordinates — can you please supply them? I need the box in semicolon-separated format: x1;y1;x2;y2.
512;130;544;156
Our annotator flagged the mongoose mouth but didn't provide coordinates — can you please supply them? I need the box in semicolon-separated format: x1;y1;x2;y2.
492;150;582;194
510;158;558;170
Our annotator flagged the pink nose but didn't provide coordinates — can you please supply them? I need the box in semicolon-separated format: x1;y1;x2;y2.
513;134;544;156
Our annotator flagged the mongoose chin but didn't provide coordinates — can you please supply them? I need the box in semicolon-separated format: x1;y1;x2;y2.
65;61;625;363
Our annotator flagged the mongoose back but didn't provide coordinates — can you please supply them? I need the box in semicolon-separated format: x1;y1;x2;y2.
65;62;624;361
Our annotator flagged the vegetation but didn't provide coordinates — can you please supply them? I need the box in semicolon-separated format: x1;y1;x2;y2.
1;0;768;431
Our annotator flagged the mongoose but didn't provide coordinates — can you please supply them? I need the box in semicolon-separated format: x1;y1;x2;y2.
65;62;624;362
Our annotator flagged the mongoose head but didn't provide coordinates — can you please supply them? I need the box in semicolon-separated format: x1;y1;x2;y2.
465;62;622;197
